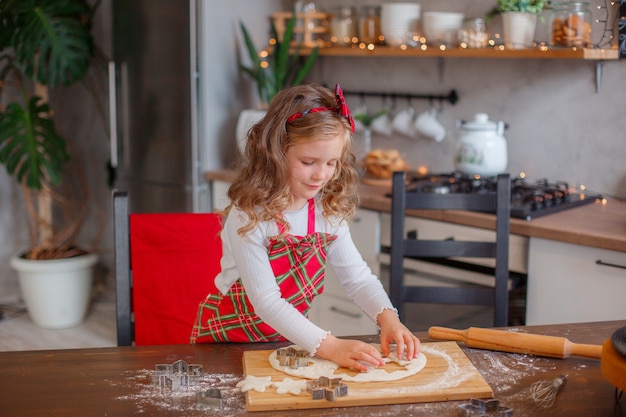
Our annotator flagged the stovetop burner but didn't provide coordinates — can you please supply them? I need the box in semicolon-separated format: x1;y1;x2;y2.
397;172;602;220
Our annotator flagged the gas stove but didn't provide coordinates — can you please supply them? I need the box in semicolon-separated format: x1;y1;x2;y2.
396;172;602;221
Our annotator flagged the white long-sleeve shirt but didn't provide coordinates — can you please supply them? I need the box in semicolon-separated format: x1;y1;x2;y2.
214;200;394;354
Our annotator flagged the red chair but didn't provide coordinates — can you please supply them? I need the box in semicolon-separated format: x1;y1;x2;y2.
113;191;222;346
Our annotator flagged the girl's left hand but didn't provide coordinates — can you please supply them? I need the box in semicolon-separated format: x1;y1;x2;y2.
376;309;421;361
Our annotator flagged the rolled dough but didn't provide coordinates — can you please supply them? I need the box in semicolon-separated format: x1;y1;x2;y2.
268;344;427;383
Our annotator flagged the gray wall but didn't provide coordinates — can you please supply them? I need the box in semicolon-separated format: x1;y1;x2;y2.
1;0;624;300
301;0;625;198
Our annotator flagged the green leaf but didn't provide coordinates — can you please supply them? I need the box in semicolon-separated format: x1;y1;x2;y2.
0;96;69;189
496;0;545;14
239;9;319;104
6;0;94;88
354;110;387;127
292;46;318;86
0;0;19;52
239;20;270;103
273;15;295;91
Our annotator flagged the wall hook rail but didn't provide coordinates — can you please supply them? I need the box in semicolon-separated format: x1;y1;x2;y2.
342;89;459;106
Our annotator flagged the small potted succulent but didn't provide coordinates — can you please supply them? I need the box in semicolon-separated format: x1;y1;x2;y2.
0;0;103;329
236;11;320;154
492;0;548;49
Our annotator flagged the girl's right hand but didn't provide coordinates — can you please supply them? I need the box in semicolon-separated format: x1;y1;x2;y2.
315;335;386;372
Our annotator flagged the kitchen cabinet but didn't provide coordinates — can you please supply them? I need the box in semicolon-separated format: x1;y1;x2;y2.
378;214;529;328
209;180;231;211
526;237;626;325
308;209;382;336
380;213;528;327
379;214;529;275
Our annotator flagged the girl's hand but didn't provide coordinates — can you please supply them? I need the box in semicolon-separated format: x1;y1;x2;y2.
376;309;421;361
316;335;386;372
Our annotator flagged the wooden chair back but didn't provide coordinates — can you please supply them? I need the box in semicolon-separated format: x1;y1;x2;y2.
389;171;511;327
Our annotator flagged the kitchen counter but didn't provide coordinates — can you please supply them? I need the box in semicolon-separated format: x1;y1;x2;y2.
206;169;626;253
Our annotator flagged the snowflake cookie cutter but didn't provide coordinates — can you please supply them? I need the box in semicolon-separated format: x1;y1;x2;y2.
458;398;513;417
276;347;310;369
196;388;223;409
306;376;348;401
151;359;203;390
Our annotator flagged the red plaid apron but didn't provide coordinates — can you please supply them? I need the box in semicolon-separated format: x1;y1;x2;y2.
191;199;337;343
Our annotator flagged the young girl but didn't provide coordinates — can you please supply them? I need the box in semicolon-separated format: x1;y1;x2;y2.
191;84;420;371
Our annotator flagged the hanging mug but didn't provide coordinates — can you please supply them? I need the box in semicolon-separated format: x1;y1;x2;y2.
414;107;446;142
370;110;393;138
392;105;417;139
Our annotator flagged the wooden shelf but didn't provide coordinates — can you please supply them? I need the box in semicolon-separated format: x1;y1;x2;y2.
310;45;619;60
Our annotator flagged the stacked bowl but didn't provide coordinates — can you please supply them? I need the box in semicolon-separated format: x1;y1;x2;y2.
381;3;421;47
422;11;465;45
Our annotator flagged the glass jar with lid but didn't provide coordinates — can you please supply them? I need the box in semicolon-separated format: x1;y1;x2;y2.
551;2;592;47
330;7;357;46
358;6;382;45
458;18;488;48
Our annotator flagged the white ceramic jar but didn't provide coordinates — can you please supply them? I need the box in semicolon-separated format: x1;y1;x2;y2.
455;113;508;176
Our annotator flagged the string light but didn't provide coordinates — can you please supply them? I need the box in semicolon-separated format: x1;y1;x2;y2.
593;0;618;48
266;2;620;55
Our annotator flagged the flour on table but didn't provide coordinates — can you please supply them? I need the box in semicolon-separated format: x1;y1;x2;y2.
268;344;427;382
236;375;272;392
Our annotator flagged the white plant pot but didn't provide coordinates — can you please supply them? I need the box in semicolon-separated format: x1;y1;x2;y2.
236;109;266;156
11;253;98;329
501;12;537;49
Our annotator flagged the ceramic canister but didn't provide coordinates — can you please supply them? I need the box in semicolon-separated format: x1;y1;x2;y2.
455;113;507;176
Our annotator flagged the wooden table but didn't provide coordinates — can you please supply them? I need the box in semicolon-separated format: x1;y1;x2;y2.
1;321;623;416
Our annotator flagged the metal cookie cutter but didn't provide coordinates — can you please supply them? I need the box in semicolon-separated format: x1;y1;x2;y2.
458;398;513;417
276;347;310;369
151;359;203;390
196;388;222;409
306;376;348;401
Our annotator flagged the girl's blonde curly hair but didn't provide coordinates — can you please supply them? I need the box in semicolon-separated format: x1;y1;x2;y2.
226;83;359;237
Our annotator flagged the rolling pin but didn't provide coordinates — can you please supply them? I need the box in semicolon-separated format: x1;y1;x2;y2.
428;326;603;359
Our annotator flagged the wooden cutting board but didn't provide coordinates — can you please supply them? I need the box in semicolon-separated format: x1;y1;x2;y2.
242;341;493;411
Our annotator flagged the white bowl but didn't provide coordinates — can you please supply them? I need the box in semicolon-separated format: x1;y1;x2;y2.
382;25;416;46
381;3;421;46
422;11;464;44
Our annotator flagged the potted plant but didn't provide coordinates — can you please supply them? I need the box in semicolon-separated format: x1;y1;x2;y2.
491;0;547;49
0;0;101;329
236;11;320;154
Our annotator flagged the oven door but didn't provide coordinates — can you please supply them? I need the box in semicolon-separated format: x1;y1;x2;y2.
379;214;528;328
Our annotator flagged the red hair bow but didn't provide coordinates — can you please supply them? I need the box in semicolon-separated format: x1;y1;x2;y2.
285;83;355;134
334;84;355;133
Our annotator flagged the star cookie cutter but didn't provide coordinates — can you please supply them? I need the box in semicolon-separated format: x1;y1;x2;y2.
458;398;513;417
151;359;203;390
306;376;348;401
196;388;223;409
276;347;310;369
